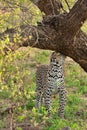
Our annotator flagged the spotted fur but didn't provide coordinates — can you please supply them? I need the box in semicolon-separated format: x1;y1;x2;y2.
35;52;66;118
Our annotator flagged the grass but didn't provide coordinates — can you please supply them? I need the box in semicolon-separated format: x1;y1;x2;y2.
0;48;87;130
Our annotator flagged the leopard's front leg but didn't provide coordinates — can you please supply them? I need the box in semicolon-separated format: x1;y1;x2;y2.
58;85;67;118
44;83;53;115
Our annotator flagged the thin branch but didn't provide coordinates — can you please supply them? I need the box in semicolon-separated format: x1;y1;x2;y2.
9;109;13;130
64;0;71;11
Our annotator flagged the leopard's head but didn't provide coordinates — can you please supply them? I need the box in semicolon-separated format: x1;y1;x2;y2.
50;52;66;65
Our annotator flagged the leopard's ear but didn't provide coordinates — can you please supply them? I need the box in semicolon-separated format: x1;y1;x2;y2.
50;51;55;58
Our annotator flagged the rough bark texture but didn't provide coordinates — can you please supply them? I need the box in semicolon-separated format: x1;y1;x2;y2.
0;0;87;72
31;0;63;15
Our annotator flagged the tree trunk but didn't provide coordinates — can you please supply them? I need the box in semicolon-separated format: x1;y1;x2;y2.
0;0;87;72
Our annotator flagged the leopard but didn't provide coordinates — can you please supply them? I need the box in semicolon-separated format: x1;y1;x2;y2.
35;52;67;118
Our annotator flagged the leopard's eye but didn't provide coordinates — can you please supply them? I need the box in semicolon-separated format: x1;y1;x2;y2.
56;61;59;64
51;58;54;62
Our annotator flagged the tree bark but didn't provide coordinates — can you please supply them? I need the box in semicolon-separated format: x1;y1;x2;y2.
30;0;63;15
0;0;87;72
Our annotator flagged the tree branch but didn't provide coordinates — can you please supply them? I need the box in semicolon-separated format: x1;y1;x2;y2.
30;0;63;15
65;0;87;37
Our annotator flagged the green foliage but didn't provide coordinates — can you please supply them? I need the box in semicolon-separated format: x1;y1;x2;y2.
0;0;42;33
33;50;50;64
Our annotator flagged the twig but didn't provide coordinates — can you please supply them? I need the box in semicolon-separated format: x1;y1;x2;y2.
0;102;26;116
64;0;70;11
9;109;13;130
